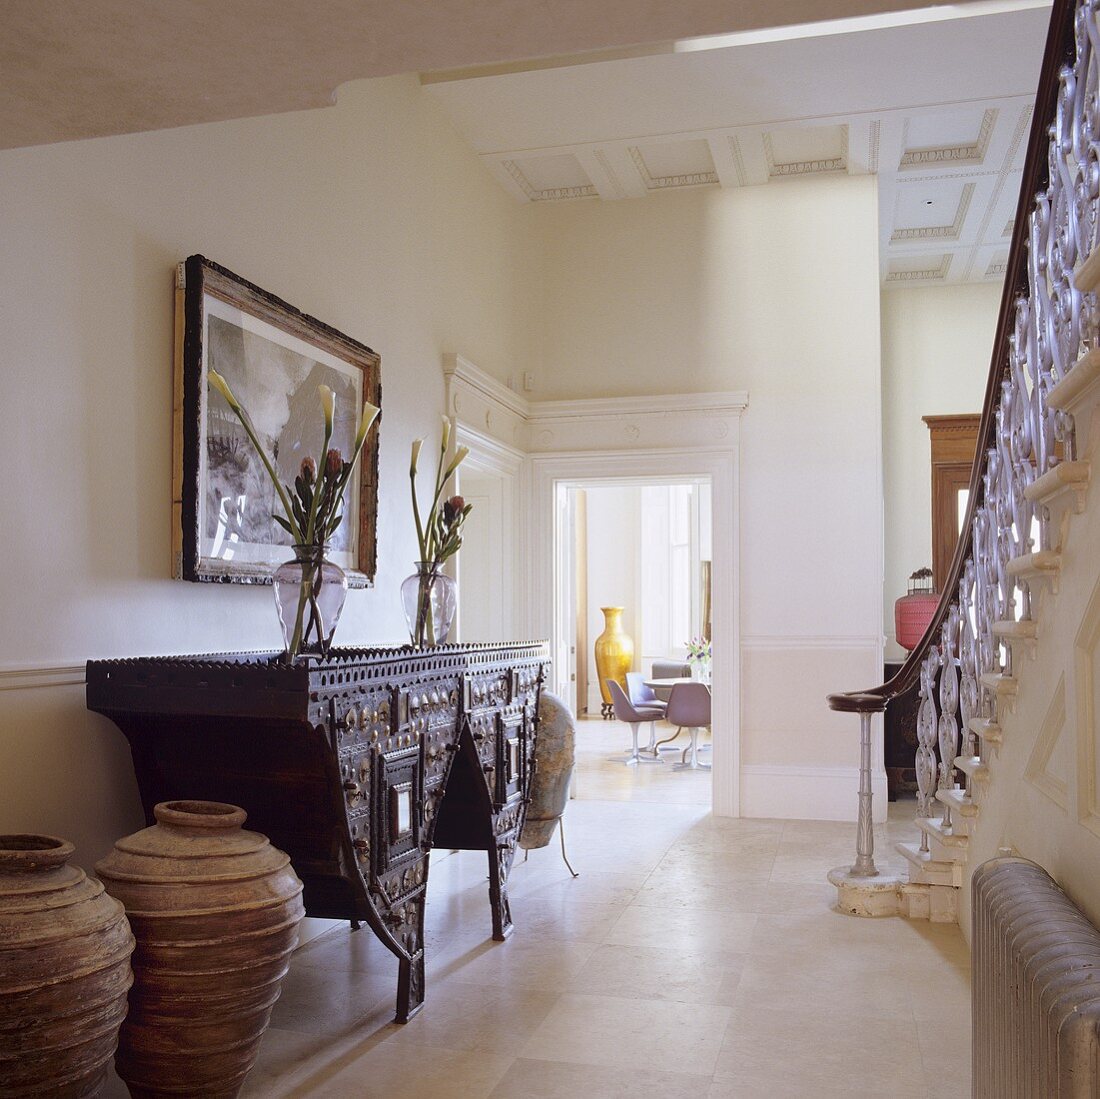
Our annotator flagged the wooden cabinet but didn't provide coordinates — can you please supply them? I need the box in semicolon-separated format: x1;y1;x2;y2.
86;643;549;1024
923;414;981;593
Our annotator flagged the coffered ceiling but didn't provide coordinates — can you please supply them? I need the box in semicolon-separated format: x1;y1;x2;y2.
423;2;1050;285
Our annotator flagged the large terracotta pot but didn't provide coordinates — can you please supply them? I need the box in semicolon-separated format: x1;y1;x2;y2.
0;834;134;1098
96;801;305;1099
519;692;576;850
594;606;633;719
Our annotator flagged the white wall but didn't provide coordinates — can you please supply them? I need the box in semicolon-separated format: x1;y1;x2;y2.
531;177;886;818
880;283;1000;659
0;75;537;868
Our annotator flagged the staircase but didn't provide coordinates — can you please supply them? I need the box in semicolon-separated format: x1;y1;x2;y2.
830;0;1100;927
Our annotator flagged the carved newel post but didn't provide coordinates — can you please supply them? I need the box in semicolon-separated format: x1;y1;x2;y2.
825;692;904;916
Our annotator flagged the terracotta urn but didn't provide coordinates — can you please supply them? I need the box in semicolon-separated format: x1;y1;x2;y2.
519;692;576;850
594;606;634;719
96;801;305;1099
0;834;134;1098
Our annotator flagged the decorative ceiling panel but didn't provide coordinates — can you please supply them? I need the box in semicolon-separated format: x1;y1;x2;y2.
630;139;718;188
764;124;848;177
892;180;974;239
516;153;594;192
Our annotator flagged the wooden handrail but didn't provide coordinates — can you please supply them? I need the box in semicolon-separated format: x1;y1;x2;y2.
827;0;1078;715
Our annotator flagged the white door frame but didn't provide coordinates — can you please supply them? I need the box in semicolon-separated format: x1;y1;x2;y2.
527;447;741;817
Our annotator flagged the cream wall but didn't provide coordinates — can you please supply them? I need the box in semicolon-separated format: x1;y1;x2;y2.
0;75;538;868
530;178;886;818
880;283;1000;659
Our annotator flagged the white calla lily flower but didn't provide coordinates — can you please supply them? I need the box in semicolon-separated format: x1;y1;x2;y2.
318;385;335;431
208;369;239;410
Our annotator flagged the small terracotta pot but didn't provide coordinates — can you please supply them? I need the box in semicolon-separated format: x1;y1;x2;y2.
0;834;134;1098
96;801;304;1099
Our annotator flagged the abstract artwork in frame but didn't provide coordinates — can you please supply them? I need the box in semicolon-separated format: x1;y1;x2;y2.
173;255;381;585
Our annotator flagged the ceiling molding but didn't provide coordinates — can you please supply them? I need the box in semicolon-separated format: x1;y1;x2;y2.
899;107;998;169
885;254;952;283
762;125;848;178
502;159;597;202
628;146;719;190
890;181;975;243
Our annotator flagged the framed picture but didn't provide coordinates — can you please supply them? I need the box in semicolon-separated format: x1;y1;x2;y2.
172;255;381;585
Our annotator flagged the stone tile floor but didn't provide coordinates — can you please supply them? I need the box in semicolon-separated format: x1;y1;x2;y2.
105;718;971;1097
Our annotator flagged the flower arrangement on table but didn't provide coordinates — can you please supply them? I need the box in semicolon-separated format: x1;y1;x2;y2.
207;369;379;660
404;416;472;647
685;636;712;682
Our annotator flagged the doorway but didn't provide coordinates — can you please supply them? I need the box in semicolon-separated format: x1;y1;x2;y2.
561;477;715;808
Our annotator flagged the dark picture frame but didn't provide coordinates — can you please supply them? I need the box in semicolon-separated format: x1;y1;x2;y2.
172;255;381;586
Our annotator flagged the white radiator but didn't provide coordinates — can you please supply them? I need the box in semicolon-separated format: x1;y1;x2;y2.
973;857;1100;1097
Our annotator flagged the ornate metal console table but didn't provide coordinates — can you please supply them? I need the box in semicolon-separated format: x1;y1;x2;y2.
86;642;549;1023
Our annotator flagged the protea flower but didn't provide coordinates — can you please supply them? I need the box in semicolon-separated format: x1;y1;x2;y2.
443;495;465;524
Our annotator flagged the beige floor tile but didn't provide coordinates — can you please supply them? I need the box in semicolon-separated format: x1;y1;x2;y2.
733;953;916;1021
630;878;768;912
520;992;731;1075
431;934;601;991
268;953;397;1035
299;1042;514;1099
715;1002;928;1094
565;942;746;1005
604;903;759;953
241;1028;337;1097
489;1057;708;1098
373;979;560;1054
707;1072;931;1099
507;864;646;907
507;893;628;942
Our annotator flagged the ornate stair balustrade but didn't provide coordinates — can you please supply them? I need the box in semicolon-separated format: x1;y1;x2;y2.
828;0;1091;920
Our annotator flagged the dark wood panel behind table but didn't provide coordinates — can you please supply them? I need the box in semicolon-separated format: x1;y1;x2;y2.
86;642;549;1023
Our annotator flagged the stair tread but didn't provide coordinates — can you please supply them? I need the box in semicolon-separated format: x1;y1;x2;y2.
955;754;989;779
968;716;1002;742
992;619;1037;640
917;815;969;847
1074;254;1100;296
937;787;978;814
1007;550;1062;578
980;671;1018;695
897;844;959;880
1024;460;1090;505
1049;345;1100;413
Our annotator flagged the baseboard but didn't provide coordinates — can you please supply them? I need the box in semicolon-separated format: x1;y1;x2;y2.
740;763;889;822
0;663;85;691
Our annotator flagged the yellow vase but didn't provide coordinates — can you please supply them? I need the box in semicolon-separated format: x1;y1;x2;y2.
594;606;634;719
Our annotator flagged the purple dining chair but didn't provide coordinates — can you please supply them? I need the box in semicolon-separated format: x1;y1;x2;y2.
626;672;666;755
606;680;665;766
665;682;712;771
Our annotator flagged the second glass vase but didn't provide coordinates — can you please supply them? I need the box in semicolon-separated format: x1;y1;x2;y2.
401;562;457;648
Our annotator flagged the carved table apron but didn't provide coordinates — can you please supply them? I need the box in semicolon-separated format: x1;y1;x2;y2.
86;643;549;1023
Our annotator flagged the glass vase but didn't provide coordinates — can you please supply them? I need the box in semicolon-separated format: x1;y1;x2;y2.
401;562;457;648
272;544;348;661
